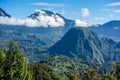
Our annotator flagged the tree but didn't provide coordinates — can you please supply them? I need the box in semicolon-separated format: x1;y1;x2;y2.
30;63;63;80
101;71;117;80
82;68;97;80
0;49;5;79
116;62;120;80
69;72;80;80
1;40;32;80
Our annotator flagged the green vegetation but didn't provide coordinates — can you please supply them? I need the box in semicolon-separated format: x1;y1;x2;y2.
69;72;79;80
30;63;65;80
0;25;63;62
1;40;120;80
0;40;65;80
40;55;89;78
0;39;32;80
116;62;120;79
82;68;98;80
49;27;120;65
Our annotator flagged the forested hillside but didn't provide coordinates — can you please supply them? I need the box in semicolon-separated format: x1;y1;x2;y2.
1;40;120;80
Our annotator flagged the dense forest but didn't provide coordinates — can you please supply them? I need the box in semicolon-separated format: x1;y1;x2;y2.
0;40;120;80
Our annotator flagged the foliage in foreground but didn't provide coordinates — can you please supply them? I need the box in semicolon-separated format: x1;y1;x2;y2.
1;40;120;80
0;40;32;80
30;63;66;80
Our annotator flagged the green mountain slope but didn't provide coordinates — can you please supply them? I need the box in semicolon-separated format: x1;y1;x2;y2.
49;27;120;65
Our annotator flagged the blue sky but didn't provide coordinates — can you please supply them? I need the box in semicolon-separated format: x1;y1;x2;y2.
0;0;120;24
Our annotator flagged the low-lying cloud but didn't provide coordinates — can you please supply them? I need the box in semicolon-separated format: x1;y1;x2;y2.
0;11;65;27
0;17;39;27
75;19;88;27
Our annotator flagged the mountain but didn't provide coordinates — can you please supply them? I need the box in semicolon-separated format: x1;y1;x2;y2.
0;8;11;17
114;42;120;49
0;8;76;62
28;9;75;33
89;20;120;41
49;27;120;65
49;27;107;64
0;24;64;62
0;7;119;40
0;8;120;64
28;9;65;20
28;10;120;41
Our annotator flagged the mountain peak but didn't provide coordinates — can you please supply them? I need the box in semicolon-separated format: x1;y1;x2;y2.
27;9;65;27
0;8;11;17
28;9;65;20
89;20;120;39
49;27;105;64
35;9;56;16
103;20;120;27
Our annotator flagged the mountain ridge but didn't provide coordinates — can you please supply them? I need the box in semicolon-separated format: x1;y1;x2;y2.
89;20;120;40
28;9;66;20
48;27;120;65
0;7;119;40
0;7;11;17
0;7;120;63
49;27;106;64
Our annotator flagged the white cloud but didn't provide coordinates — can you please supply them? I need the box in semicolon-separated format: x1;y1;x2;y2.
80;8;90;18
0;17;41;27
31;2;66;7
0;10;65;27
94;17;104;21
34;10;65;27
75;19;88;27
106;2;120;6
113;10;120;13
37;15;64;27
101;9;120;13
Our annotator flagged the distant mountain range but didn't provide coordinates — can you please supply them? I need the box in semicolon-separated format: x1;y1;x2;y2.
0;7;119;40
0;7;120;64
89;20;120;41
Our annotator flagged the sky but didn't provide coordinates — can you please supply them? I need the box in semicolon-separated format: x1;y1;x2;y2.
0;0;120;25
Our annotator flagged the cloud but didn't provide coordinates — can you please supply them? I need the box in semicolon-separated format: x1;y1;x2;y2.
94;17;104;21
36;14;65;27
80;8;90;18
101;9;120;13
75;19;88;27
31;2;67;7
0;10;65;27
105;2;120;6
113;10;120;13
0;17;40;27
